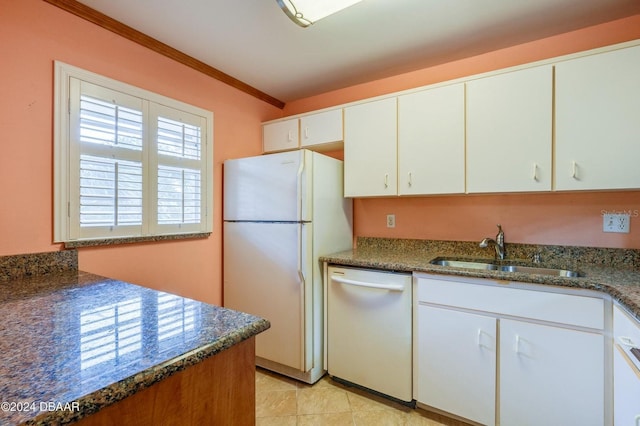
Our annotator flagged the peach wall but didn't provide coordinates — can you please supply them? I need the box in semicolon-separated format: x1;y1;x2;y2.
283;15;640;115
353;192;640;249
282;15;640;249
0;0;280;304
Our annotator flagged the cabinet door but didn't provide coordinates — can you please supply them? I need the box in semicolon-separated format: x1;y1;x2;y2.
466;65;553;193
344;98;397;196
398;84;465;195
300;109;343;148
263;118;299;153
613;347;640;426
613;305;640;425
416;305;496;425
555;45;640;190
500;319;604;426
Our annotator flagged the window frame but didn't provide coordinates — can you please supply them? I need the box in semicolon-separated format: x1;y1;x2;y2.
54;61;213;244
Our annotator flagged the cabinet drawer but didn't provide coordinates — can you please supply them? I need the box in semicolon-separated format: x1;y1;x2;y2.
416;276;604;329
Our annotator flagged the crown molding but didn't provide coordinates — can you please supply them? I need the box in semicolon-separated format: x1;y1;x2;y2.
42;0;286;109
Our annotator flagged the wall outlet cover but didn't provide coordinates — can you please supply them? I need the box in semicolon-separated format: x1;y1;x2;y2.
603;213;630;233
386;214;396;228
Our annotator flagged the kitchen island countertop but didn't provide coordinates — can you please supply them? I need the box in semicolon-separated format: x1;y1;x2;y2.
321;237;640;322
0;270;269;426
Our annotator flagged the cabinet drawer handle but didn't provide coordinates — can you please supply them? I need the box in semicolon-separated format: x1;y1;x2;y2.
515;335;522;354
532;163;538;181
304;127;309;139
288;130;293;142
408;172;412;187
477;329;491;349
571;161;578;179
618;336;636;347
384;173;389;188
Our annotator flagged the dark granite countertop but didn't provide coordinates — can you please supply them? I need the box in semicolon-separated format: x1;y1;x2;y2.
0;270;269;426
321;237;640;322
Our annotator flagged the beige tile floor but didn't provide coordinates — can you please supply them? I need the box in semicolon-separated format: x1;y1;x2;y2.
256;368;471;426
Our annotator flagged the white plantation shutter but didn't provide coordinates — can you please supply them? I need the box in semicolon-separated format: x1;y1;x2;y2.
157;116;201;160
79;95;143;151
55;63;213;243
157;166;201;225
79;155;143;227
150;104;207;234
69;81;145;239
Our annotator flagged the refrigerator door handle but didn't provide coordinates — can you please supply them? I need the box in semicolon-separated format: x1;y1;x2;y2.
297;222;306;285
296;155;305;223
298;221;309;372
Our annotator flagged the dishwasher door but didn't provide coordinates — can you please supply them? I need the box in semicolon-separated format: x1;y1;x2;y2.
327;266;413;402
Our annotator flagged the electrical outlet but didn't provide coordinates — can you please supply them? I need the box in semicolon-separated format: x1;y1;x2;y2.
603;213;630;233
386;214;396;228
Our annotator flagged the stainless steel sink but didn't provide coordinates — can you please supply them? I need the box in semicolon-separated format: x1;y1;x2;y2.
430;258;580;277
497;264;579;277
430;259;498;271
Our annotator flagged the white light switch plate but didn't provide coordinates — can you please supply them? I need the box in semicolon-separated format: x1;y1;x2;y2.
603;213;630;233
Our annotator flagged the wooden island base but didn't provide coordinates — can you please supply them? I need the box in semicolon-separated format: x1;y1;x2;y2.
76;337;256;426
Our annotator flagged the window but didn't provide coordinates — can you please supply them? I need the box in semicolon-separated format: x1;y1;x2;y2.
54;62;213;243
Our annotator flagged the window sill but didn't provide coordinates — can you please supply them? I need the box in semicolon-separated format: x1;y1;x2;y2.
63;232;211;249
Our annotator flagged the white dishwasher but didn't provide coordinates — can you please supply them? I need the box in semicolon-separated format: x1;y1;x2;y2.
326;266;413;402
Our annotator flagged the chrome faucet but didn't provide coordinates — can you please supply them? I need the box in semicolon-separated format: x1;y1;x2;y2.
480;224;505;260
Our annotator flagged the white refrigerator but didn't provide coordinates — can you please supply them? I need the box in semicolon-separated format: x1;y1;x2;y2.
223;149;353;384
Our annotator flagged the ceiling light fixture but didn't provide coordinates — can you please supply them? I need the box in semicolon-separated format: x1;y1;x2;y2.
276;0;364;27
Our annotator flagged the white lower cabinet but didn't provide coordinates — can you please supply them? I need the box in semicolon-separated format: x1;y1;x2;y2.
499;319;604;426
613;305;640;425
415;274;607;426
417;305;496;425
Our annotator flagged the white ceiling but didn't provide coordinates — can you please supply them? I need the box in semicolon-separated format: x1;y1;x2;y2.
77;0;640;104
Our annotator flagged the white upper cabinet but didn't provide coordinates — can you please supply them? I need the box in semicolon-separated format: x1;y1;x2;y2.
398;84;465;195
264;41;640;194
466;65;553;193
344;98;398;197
263;118;299;153
300;109;343;149
555;45;640;191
